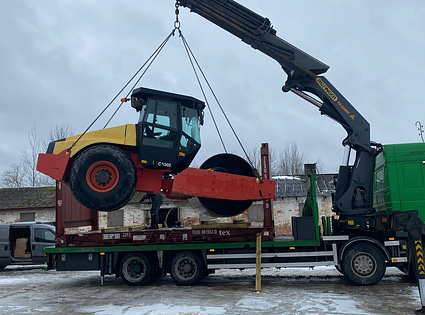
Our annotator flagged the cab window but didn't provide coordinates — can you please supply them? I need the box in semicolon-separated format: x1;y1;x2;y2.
34;228;55;243
181;107;201;143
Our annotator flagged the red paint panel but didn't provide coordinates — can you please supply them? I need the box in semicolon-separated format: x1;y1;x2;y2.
37;150;71;180
56;181;98;239
171;168;275;200
135;167;166;193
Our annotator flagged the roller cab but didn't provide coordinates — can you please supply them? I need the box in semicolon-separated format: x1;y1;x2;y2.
132;87;205;174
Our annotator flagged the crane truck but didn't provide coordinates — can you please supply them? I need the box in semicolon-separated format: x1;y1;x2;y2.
37;0;425;312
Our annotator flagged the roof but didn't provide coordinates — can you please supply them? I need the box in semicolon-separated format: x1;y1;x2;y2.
274;174;336;198
0;186;56;210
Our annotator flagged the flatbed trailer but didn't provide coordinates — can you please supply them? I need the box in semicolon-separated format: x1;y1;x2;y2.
44;167;412;288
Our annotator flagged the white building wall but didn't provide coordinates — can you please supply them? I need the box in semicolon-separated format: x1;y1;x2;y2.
0;208;55;224
0;197;334;237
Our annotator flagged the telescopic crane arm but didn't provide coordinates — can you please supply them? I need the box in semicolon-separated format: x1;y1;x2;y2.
179;0;381;216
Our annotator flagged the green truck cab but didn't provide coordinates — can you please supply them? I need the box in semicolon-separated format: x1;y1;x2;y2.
374;143;425;222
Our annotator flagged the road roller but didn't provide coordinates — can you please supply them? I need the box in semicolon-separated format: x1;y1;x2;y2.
37;87;275;216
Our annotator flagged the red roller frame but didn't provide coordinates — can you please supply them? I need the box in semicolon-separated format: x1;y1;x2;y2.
38;148;275;203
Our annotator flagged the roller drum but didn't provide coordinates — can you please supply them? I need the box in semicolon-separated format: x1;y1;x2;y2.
198;153;254;217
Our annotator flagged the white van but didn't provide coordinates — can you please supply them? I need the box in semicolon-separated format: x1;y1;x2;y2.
0;222;55;268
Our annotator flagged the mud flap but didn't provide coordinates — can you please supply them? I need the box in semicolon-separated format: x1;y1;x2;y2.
396;211;425;314
412;239;425;314
392;211;425;313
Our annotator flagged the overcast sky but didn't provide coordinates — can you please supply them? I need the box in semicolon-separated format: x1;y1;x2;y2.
1;0;424;180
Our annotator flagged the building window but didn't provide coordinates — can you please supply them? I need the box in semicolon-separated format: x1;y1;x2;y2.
107;209;124;227
20;212;35;222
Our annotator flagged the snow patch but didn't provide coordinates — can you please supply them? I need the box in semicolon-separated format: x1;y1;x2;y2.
0;276;30;285
77;303;226;315
296;292;375;315
272;176;301;180
235;297;279;310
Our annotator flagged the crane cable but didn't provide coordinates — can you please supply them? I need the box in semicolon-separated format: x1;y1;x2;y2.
67;30;174;152
177;32;227;153
176;20;259;176
68;3;260;182
174;2;229;154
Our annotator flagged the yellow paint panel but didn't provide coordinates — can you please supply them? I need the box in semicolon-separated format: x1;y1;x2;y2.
52;124;137;157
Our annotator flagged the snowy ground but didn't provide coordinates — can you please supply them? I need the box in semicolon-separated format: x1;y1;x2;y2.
0;265;421;315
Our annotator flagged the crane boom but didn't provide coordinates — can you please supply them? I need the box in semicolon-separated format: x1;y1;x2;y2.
179;0;382;216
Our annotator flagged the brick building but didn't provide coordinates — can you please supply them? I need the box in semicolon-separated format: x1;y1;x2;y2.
0;174;335;236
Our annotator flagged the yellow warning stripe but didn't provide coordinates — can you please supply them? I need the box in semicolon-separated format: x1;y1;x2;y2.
415;241;425;274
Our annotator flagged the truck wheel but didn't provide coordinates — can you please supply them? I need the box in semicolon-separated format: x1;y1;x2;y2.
342;243;385;285
69;145;136;212
170;251;204;286
120;253;152;286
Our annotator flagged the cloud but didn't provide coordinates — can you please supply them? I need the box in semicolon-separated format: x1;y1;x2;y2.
1;0;424;178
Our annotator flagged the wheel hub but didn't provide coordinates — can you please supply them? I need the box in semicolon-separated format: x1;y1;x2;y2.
178;258;196;278
86;161;120;192
95;169;112;185
352;253;375;277
125;259;145;280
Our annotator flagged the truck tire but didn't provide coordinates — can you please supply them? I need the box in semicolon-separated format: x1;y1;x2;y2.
69;145;136;212
170;251;204;286
342;243;386;285
120;253;152;286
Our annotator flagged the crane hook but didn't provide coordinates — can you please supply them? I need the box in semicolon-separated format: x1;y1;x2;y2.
173;1;182;36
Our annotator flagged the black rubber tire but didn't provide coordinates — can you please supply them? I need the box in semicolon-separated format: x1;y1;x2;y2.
170;251;205;286
119;253;152;286
342;243;386;285
69;145;136;212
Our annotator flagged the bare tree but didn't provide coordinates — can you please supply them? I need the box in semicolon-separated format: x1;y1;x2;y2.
21;125;43;187
315;157;324;174
1;164;25;188
0;124;73;188
42;125;74;151
278;141;305;175
247;147;261;171
246;147;278;175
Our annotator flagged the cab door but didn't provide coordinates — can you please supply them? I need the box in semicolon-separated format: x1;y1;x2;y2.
0;225;10;268
32;227;55;263
138;98;179;168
